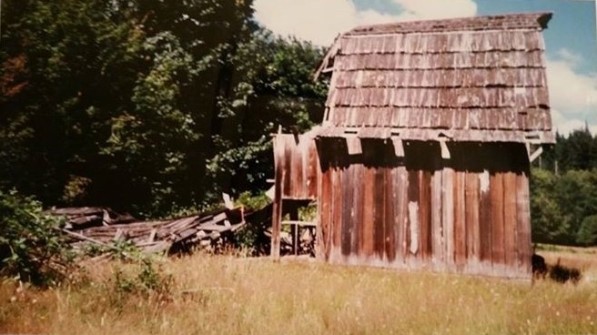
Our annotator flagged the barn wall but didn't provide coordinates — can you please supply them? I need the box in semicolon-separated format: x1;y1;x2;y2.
273;133;319;200
317;140;532;279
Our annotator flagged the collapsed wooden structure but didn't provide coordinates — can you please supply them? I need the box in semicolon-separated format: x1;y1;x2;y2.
271;13;555;279
51;206;245;255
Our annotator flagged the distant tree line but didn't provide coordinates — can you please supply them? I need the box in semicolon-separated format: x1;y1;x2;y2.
0;0;326;216
531;126;597;246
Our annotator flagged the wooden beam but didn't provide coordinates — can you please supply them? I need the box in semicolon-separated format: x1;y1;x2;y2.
222;193;234;209
271;170;285;261
281;220;317;227
290;206;299;256
392;138;405;157
271;135;285;261
347;137;362;155
529;146;543;163
439;140;451;160
62;229;113;248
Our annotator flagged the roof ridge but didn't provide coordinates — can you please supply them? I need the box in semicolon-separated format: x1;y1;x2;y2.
347;12;553;36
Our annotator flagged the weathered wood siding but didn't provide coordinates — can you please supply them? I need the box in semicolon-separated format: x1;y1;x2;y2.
271;133;321;259
317;140;532;279
273;134;319;200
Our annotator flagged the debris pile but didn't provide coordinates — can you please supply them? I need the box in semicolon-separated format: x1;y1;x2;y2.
49;207;136;229
49;206;245;255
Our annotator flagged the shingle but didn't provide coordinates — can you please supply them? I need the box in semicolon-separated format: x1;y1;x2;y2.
319;12;554;143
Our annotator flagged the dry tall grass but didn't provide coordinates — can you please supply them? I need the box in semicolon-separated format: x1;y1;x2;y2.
1;248;596;335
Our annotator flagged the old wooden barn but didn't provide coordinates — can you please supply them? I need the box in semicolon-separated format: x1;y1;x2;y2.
271;12;554;279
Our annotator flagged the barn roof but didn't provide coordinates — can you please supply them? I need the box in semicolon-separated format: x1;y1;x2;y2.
316;12;555;144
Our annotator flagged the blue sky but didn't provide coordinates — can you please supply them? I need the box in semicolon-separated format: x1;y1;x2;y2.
254;0;597;135
477;0;596;74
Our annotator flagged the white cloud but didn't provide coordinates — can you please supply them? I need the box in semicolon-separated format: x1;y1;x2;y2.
555;48;582;68
546;49;597;134
394;0;477;22
551;109;597;135
253;0;477;46
253;0;397;46
547;58;597;111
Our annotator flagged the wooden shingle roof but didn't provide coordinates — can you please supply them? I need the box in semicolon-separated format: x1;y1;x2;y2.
317;12;554;143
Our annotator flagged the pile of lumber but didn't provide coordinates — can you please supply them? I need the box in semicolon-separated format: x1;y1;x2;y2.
49;207;245;255
49;207;136;229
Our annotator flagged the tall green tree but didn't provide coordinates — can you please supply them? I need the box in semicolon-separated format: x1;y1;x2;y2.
1;0;145;206
576;215;597;246
539;126;597;173
1;0;327;216
206;33;327;196
530;167;597;246
530;168;569;243
557;125;597;171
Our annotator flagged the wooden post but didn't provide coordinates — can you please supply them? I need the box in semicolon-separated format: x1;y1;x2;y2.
271;133;285;261
290;205;299;255
315;139;324;260
271;170;285;260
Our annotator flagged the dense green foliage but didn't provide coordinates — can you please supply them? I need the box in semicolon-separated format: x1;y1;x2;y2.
531;126;597;246
0;0;326;216
0;190;73;285
576;215;597;246
540;126;597;172
1;0;595;249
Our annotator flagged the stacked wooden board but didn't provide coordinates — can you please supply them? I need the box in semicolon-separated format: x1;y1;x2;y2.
49;207;245;255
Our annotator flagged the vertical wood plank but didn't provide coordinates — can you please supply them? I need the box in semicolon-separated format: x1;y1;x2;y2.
362;166;375;257
308;142;319;198
340;166;351;256
431;168;444;267
395;165;408;263
374;167;386;259
465;172;480;266
479;170;492;263
454;169;467;270
490;172;505;274
503;171;518;272
329;167;338;256
352;164;364;257
301;140;309;199
385;166;396;262
283;140;292;198
442;167;455;269
292;140;303;198
406;169;419;259
516;171;532;276
320;167;332;260
419;170;432;261
315;141;324;259
331;167;340;255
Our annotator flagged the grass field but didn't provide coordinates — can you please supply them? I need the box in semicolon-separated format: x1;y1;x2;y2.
1;247;596;335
